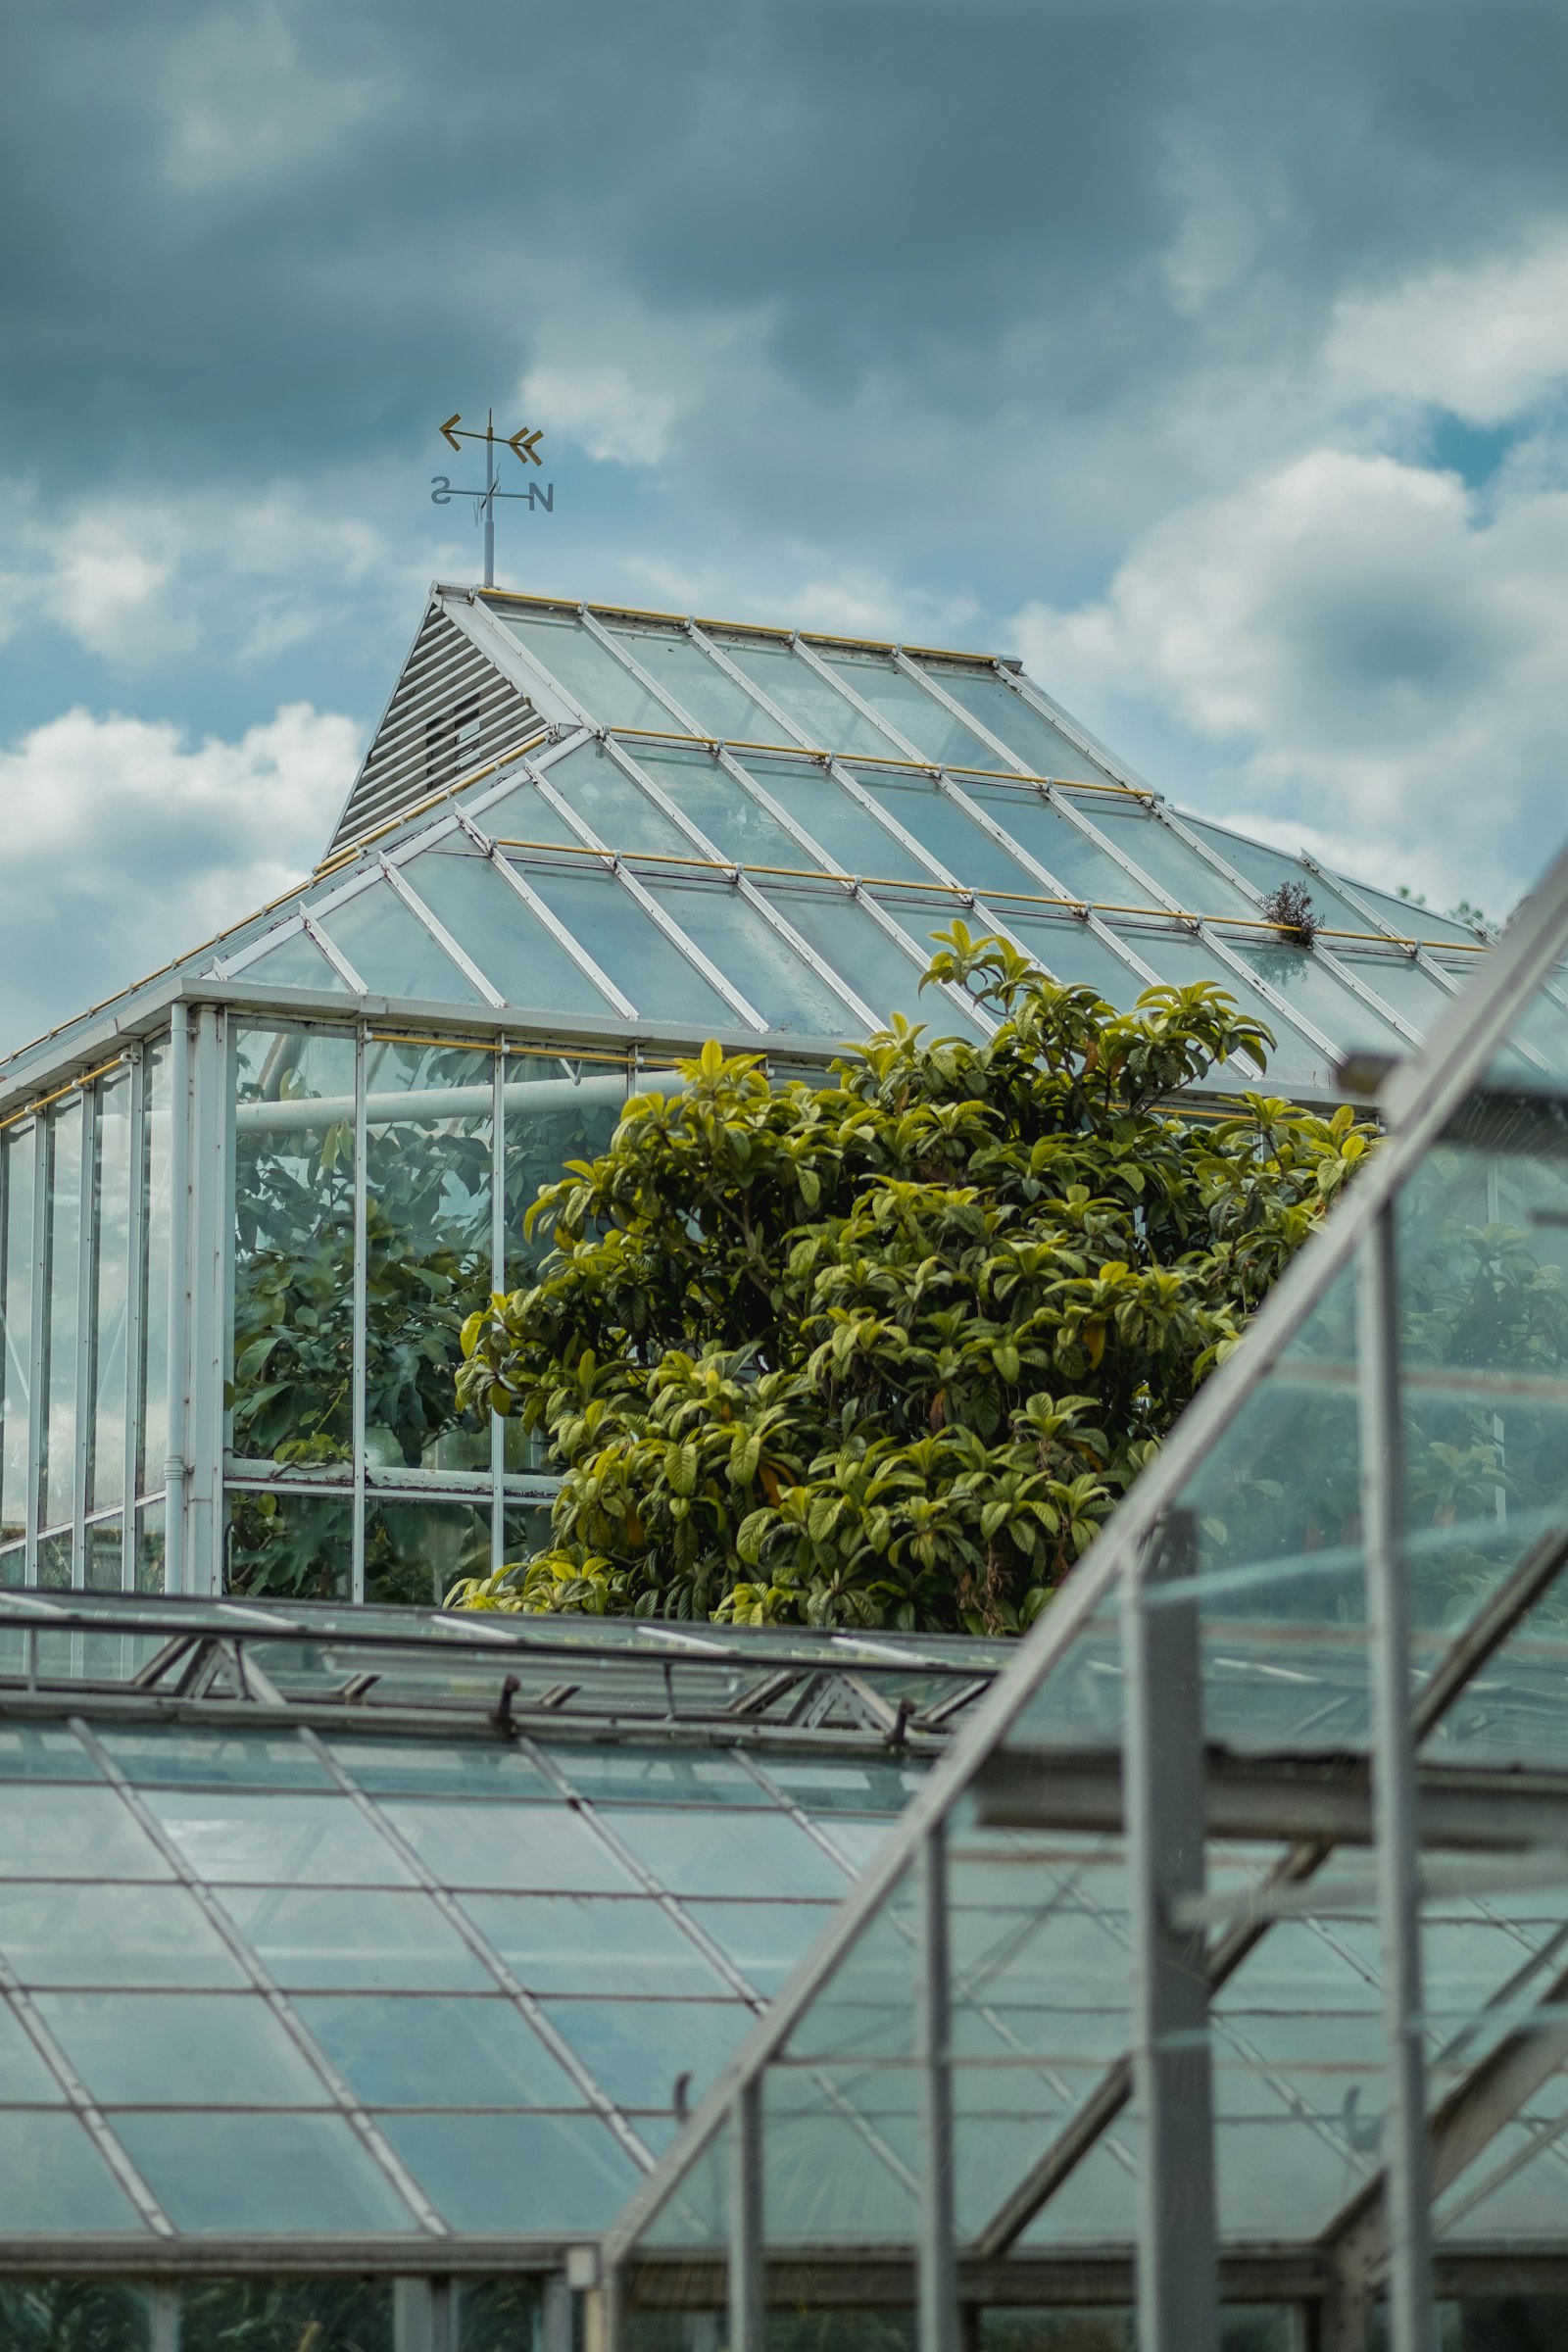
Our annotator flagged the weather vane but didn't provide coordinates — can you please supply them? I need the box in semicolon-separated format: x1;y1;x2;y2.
430;410;554;589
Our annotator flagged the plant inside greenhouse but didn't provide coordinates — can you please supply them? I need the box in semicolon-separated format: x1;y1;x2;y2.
451;929;1379;1632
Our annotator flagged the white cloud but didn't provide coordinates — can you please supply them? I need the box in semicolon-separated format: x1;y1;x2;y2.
1010;446;1568;916
1327;227;1568;426
516;298;781;472
0;703;362;1053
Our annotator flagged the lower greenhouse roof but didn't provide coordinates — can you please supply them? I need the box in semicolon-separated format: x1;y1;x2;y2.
0;1594;1001;2272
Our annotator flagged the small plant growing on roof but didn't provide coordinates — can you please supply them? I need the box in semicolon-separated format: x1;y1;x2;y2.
1260;882;1319;946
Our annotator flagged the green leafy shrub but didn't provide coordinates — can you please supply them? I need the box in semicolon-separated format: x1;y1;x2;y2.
451;929;1374;1634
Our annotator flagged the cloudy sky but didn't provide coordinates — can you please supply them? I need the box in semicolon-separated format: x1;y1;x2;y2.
3;0;1567;1054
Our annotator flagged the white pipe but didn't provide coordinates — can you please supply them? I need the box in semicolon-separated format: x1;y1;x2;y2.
234;1067;687;1136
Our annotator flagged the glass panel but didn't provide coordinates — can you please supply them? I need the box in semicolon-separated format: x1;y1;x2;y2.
38;1528;72;1588
376;2110;640;2232
538;737;707;858
0;1997;68;2101
231;1025;357;1470
88;1076;131;1520
317;878;482;1003
502;1056;626;1294
989;914;1147;1010
1077;802;1257;918
295;1991;584;2108
217;1885;492;1989
458;1892;734;1995
324;1736;557;1803
0;1881;249;1986
403;842;620;1014
138;1040;172;1498
96;1726;336;1789
609;624;781;741
499;608;677;730
85;1514;123;1592
599;1806;854;1900
539;1994;750;2110
135;1497;165;1593
763;1756;929;1817
143;1789;414;1886
0;1724;102;1780
819;650;1000;769
180;2279;391;2352
729;754;936;881
0;1784;172;1880
683;1900;840;1996
522;862;742;1028
381;1798;639;1893
0;1124;35;1546
553;1745;771;1808
756;886;985;1034
0;2112;150;2231
41;1098;82;1534
112;2109;421;2233
226;1489;353;1602
1231;939;1410;1056
640;878;861;1034
36;1989;333;2105
855;772;1130;906
625;739;827;871
0;2282;155;2347
240;924;351;991
366;1498;492;1610
1102;927;1341;1095
362;1035;493;1485
1187;819;1381;936
718;638;905;760
915;663;1118;784
1332;949;1457;1041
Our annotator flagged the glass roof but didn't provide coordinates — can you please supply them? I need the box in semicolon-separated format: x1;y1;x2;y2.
0;1592;1001;2258
0;589;1513;1108
599;826;1568;2331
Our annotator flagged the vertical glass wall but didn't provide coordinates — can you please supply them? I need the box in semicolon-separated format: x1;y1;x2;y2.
225;1019;628;1605
0;1045;171;1592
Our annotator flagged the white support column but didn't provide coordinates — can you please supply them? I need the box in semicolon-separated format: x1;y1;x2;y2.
1359;1202;1433;2352
352;1022;368;1603
184;1005;228;1594
1124;1507;1220;2352
72;1082;97;1586
162;1012;190;1596
394;2278;454;2352
122;1049;146;1590
729;2076;765;2352
917;1821;959;2352
490;1041;507;1576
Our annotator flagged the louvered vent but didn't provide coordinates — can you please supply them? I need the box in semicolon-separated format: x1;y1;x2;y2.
324;605;540;857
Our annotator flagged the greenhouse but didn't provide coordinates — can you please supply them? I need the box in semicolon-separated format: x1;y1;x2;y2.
0;583;1527;1608
2;580;1568;2348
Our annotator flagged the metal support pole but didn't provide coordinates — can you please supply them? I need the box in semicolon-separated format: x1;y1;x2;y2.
1359;1202;1433;2352
540;2272;572;2352
73;1084;97;1586
162;1013;190;1596
917;1821;959;2352
483;413;496;590
24;1114;46;1584
122;1051;146;1590
352;1024;368;1603
393;2278;454;2352
148;2284;179;2352
729;2076;765;2352
491;1042;506;1576
1124;1506;1220;2352
184;1008;227;1595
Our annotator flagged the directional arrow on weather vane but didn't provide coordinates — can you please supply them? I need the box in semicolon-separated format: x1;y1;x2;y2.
510;426;544;466
439;412;463;453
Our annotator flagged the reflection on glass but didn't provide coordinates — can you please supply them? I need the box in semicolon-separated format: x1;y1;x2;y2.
0;1123;35;1546
363;1038;493;1485
226;1490;353;1603
180;2279;391;2352
640;880;858;1035
522;862;741;1029
915;663;1117;785
239;925;350;992
717;638;902;760
366;1500;492;1610
86;1516;122;1592
230;1027;357;1471
500;608;675;731
136;1498;165;1594
609;625;779;741
318;879;482;1004
113;2108;420;2234
41;1099;82;1536
819;651;996;770
405;844;618;1015
0;2281;155;2349
89;1073;131;1515
138;1041;172;1499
